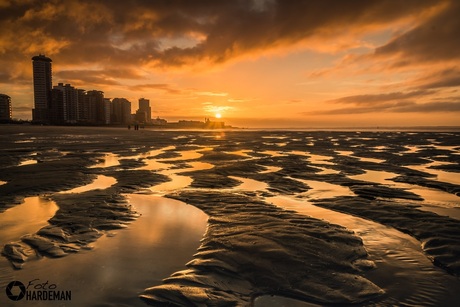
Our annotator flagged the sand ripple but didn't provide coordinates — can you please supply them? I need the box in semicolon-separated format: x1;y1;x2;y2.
140;190;383;306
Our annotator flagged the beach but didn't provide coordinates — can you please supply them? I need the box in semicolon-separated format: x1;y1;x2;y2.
1;125;459;306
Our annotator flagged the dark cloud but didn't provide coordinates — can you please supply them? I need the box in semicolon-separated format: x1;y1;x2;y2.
308;100;460;115
0;72;10;84
315;87;460;115
375;0;460;65
329;90;434;105
0;0;443;69
54;68;142;87
53;71;120;87
412;68;460;90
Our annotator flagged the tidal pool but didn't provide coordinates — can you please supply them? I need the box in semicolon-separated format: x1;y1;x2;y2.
350;169;460;212
0;194;208;307
89;153;120;168
263;196;460;306
0;197;58;249
18;159;37;166
61;175;117;193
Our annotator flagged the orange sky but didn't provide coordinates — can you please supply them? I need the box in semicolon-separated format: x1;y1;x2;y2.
1;0;459;128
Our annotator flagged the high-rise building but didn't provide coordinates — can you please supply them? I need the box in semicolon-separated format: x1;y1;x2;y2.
0;94;12;121
86;90;106;124
104;98;111;125
138;98;151;123
53;83;79;123
111;98;132;125
50;88;65;124
77;89;88;122
32;54;52;123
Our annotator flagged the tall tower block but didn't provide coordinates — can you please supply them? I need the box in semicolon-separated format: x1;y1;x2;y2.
138;98;152;123
32;54;52;123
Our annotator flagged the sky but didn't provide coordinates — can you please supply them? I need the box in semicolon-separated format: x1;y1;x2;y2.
0;0;459;128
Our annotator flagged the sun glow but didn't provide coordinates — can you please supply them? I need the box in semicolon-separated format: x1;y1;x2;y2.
215;113;222;119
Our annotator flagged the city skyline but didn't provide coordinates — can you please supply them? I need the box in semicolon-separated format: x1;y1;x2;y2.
0;1;459;128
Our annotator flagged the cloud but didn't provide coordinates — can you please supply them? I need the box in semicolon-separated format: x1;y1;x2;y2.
412;68;460;90
0;0;444;70
127;83;185;94
374;1;460;66
312;87;460;115
309;99;460;115
196;91;228;97
203;104;235;114
329;90;435;105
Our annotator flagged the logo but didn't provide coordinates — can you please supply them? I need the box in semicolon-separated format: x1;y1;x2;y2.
4;279;71;301
6;281;26;301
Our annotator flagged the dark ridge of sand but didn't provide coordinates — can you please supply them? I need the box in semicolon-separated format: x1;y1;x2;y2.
393;175;460;197
0;155;97;211
1;166;170;268
140;190;383;306
312;196;460;276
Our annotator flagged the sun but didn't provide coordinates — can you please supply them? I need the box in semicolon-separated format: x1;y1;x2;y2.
215;113;222;119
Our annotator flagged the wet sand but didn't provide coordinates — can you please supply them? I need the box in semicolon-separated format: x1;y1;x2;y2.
1;125;459;306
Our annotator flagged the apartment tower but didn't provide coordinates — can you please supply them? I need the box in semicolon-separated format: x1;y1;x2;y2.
32;54;53;123
0;94;12;121
138;98;152;123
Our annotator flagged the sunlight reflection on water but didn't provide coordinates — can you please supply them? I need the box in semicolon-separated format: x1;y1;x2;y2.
61;175;117;193
0;197;58;246
264;195;460;307
350;169;460;212
0;195;207;307
89;153;120;168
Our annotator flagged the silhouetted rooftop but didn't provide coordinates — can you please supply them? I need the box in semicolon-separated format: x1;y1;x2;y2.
32;54;52;62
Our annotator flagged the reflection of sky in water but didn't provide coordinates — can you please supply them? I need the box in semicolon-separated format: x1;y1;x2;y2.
149;159;213;195
259;166;283;173
356;157;386;163
89;153;120;168
0;195;207;306
316;167;340;175
307;154;335;165
19;159;37;166
296;179;354;199
224;150;253;157
61;175;117;193
0;180;6;186
336;150;385;163
259;150;285;157
264;195;460;306
262;142;288;147
351;170;460;209
0;196;58;246
336;150;354;156
406;162;460;185
138;159;170;171
150;173;193;194
230;176;269;191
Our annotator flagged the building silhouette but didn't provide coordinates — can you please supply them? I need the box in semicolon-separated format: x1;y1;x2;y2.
0;94;12;121
137;98;152;123
111;98;131;125
77;89;88;123
32;54;52;123
53;83;79;124
86;90;106;124
50;88;65;124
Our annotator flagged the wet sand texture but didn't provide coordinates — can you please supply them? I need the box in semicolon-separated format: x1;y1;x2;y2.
141;191;382;305
1;126;459;306
313;196;460;275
